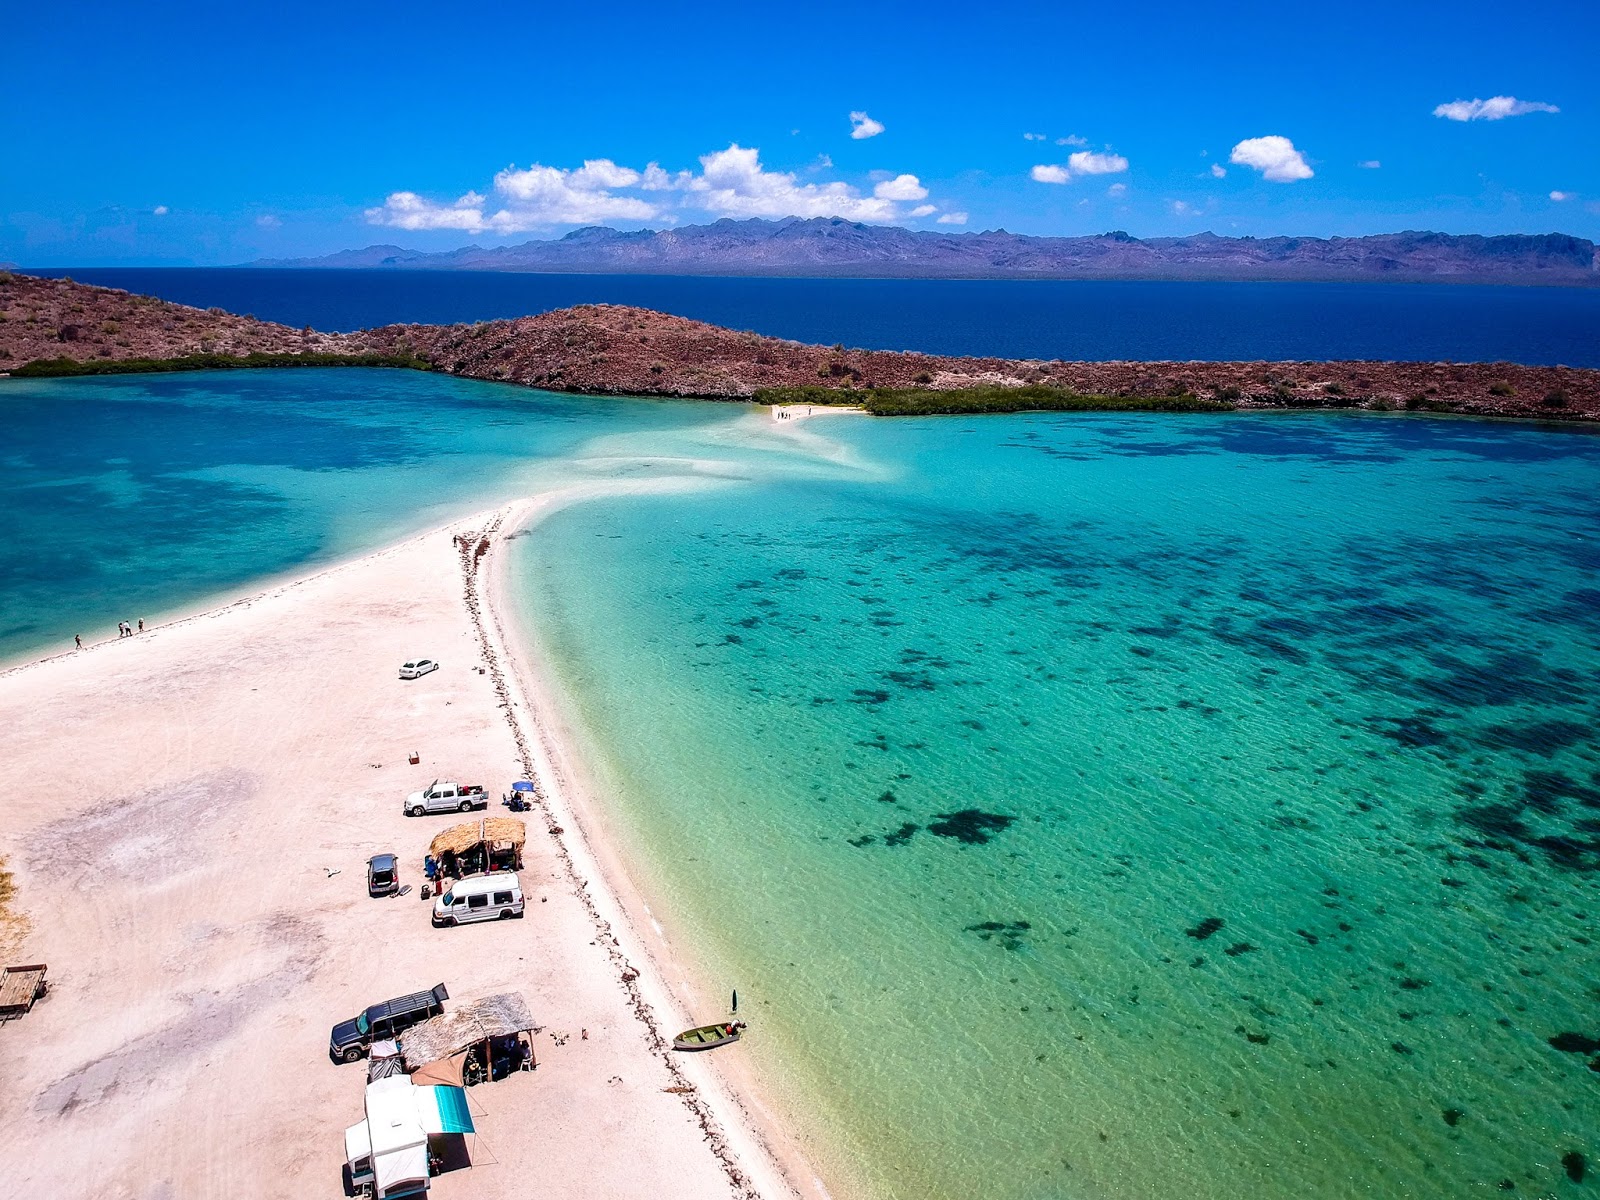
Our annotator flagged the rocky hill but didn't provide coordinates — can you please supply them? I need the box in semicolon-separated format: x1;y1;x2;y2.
0;272;353;366
257;220;1600;285
3;273;1596;421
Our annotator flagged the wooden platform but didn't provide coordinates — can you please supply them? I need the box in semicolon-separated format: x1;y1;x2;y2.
0;963;47;1019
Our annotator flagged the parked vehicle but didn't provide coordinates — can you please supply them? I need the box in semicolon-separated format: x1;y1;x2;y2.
329;984;449;1064
404;780;488;817
398;659;439;680
432;872;524;927
367;854;400;898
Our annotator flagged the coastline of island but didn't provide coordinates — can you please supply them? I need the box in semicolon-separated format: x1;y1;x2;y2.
3;271;1596;423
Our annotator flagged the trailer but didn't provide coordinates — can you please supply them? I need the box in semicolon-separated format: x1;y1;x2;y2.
0;964;48;1021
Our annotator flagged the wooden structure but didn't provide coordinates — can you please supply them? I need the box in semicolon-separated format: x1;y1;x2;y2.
401;991;537;1085
0;963;48;1021
427;817;525;880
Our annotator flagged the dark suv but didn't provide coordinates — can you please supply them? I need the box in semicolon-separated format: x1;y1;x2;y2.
329;983;448;1063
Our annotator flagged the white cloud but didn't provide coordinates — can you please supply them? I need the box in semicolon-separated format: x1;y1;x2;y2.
256;214;282;228
849;111;885;139
1358;160;1382;169
1057;135;1088;146
1229;136;1313;182
873;173;928;201
1210;163;1227;179
1031;164;1072;184
1550;190;1575;201
152;205;169;215
369;143;943;233
1068;150;1128;175
688;144;899;220
1107;182;1127;198
937;211;969;225
1171;200;1195;216
1023;132;1047;141
1433;96;1559;122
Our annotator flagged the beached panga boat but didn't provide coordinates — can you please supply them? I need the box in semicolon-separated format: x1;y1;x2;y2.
673;1021;744;1051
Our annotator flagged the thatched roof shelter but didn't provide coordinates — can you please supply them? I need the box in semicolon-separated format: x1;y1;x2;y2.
400;992;537;1070
428;817;526;862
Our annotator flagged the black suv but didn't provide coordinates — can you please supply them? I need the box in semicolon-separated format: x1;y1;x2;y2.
329;983;448;1063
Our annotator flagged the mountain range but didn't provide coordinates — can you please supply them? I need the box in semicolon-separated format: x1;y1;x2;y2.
252;218;1600;285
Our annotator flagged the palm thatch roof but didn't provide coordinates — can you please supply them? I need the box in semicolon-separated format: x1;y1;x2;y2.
400;992;537;1069
428;817;527;860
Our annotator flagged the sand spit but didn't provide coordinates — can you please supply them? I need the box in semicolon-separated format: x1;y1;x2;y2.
0;505;806;1200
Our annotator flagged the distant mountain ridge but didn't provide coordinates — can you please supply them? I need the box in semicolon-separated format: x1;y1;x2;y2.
253;218;1600;285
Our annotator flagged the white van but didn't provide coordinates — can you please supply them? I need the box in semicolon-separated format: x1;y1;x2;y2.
431;872;525;927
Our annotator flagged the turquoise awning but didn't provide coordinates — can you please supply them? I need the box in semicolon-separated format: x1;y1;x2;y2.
416;1084;475;1135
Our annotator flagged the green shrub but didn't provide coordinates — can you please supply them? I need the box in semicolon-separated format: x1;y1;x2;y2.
1541;389;1570;409
1488;381;1514;397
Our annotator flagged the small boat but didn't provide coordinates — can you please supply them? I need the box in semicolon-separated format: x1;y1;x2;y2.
673;1021;744;1051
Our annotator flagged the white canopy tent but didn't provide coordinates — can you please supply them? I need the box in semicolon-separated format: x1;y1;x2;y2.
345;1075;475;1198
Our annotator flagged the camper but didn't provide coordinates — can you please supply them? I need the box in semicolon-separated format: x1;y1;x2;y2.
431;872;524;927
344;1075;475;1198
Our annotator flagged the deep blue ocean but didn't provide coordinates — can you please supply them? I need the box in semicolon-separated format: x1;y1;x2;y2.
27;268;1600;367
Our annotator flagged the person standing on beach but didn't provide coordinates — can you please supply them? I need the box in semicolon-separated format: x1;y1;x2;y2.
137;618;144;633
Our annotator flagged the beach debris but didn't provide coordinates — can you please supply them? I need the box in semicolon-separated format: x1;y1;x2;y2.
663;1085;695;1094
324;868;341;878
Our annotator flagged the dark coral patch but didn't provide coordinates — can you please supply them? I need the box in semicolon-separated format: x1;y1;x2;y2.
966;920;1031;950
1186;917;1225;941
927;809;1016;845
1548;1032;1600;1054
1224;942;1256;957
882;822;920;848
1564;1152;1587;1183
1368;714;1450;748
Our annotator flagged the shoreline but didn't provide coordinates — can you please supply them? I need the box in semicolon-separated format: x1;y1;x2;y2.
471;489;833;1199
0;492;811;1199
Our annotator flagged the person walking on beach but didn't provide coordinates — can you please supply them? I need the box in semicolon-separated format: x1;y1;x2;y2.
117;622;126;638
137;618;144;633
75;634;82;649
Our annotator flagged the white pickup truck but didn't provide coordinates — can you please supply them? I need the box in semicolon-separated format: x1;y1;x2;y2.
404;780;489;817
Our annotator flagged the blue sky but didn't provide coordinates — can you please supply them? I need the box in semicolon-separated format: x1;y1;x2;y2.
2;0;1595;264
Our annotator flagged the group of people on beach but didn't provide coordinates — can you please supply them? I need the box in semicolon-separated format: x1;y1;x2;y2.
75;618;143;649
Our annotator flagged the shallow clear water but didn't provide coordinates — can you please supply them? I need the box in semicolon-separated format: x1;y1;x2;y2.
0;368;736;663
511;410;1600;1199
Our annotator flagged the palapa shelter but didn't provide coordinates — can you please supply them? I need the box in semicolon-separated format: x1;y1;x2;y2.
427;817;525;880
400;991;538;1086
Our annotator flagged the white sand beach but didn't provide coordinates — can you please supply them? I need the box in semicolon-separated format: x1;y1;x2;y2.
0;501;821;1200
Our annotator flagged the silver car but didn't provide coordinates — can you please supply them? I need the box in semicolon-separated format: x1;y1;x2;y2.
398;659;439;680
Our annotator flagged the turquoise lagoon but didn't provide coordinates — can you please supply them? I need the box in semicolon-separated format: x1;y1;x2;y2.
4;369;1598;1198
0;368;741;663
510;410;1600;1199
